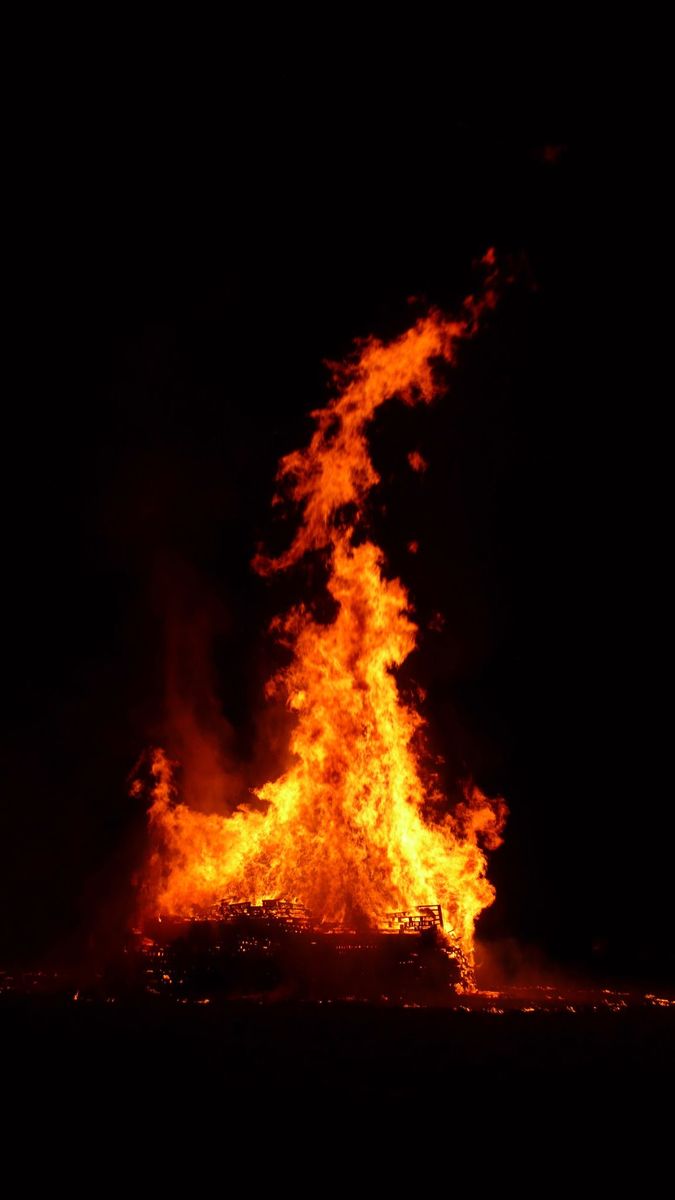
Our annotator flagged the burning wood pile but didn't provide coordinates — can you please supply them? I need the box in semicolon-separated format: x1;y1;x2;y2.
135;899;471;1002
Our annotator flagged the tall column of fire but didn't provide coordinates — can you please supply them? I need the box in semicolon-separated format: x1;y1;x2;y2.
141;253;507;963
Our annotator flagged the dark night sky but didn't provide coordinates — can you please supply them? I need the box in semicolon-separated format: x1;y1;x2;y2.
2;65;671;982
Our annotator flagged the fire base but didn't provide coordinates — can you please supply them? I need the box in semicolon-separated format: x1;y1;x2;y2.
133;901;469;1003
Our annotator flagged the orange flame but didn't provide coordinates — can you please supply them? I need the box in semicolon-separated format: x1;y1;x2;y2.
141;254;506;961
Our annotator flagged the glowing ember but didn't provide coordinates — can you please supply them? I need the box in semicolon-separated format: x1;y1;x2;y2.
139;252;507;965
408;450;428;474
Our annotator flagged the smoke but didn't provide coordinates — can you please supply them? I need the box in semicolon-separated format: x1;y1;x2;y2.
475;937;579;990
159;556;244;813
152;553;294;816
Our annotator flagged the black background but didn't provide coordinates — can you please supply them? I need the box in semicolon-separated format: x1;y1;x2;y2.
2;59;671;984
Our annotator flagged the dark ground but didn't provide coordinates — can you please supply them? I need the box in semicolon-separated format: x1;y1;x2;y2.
3;996;674;1153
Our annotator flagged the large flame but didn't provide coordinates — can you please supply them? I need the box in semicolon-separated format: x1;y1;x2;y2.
141;253;507;959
